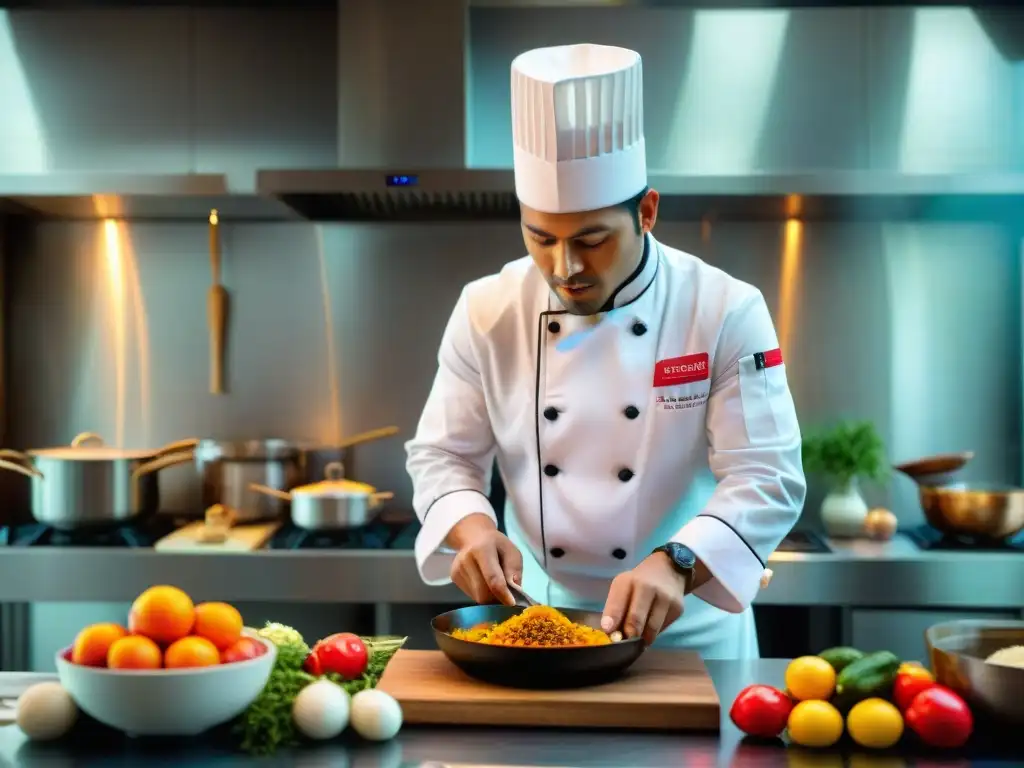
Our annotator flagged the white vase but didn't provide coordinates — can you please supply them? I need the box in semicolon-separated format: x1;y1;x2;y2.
820;479;869;538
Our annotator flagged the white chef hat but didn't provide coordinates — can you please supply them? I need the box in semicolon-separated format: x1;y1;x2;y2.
510;43;647;215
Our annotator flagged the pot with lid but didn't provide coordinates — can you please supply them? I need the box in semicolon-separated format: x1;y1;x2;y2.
895;452;1024;541
196;425;400;523
0;432;198;529
249;461;393;530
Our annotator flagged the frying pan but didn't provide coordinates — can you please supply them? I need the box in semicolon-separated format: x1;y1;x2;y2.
895;453;1024;541
431;605;645;690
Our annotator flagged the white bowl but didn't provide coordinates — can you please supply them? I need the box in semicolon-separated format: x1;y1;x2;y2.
55;628;277;736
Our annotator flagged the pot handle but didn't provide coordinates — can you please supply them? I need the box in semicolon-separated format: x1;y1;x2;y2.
155;438;200;457
0;458;42;480
371;491;394;505
248;483;293;502
71;432;104;447
130;450;196;508
0;449;32;464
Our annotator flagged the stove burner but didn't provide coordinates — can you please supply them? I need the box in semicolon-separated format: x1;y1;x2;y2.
775;530;830;554
904;525;1024;551
269;520;417;550
0;516;182;547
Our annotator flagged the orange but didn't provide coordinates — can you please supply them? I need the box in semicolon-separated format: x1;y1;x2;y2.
192;602;243;650
71;623;128;667
108;635;162;670
129;585;195;644
164;636;221;669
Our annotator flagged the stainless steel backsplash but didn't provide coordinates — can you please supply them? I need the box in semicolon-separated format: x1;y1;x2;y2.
4;219;1020;529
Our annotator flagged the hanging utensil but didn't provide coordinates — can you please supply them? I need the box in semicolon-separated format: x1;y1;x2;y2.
208;209;229;395
249;461;394;531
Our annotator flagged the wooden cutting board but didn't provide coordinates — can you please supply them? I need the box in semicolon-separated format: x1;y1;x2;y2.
154;521;280;552
376;649;720;731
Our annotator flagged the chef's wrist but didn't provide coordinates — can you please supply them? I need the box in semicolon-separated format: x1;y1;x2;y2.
445;512;498;550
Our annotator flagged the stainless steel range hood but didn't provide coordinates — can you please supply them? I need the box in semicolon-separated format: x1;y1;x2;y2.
0;173;297;221
258;167;1024;223
252;0;1024;224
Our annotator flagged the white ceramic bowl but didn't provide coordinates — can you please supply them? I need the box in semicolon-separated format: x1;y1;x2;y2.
55;629;277;736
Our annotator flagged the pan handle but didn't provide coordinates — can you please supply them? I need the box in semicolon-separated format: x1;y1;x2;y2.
0;458;42;480
155;438;200;457
130;450;196;508
333;426;400;450
249;483;293;502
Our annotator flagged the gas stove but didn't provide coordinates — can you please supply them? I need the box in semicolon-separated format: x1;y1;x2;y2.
268;520;417;550
0;515;182;547
903;524;1024;552
776;530;830;553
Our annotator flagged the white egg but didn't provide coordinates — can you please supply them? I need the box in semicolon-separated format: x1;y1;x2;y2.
16;682;78;741
350;689;403;742
292;679;350;740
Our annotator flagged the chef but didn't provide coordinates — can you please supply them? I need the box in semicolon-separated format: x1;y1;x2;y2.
406;43;806;658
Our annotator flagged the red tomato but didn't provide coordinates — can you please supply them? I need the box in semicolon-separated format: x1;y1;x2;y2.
904;685;974;748
729;684;794;738
304;651;323;676
893;668;937;711
308;632;368;680
220;637;266;664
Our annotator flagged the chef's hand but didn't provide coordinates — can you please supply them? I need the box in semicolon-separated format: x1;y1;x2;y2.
601;552;687;646
446;513;523;607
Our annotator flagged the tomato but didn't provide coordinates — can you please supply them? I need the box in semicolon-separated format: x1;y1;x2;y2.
220;636;266;664
904;685;973;748
729;684;794;738
308;632;368;680
893;666;936;711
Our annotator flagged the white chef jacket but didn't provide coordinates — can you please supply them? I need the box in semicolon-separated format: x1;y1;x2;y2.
406;235;806;659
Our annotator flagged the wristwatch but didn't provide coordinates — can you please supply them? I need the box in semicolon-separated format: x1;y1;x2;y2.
651;542;697;593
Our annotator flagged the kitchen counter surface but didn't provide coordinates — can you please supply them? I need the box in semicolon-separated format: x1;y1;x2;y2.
0;658;1015;767
0;533;1022;608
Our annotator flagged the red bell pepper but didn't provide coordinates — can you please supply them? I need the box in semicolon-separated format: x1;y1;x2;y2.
904;685;974;748
730;684;793;738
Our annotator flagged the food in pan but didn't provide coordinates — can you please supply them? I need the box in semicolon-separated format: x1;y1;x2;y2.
450;605;612;647
985;644;1024;669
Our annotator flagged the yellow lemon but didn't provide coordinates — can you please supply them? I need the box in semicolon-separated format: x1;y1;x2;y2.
785;656;837;701
846;698;904;749
787;700;844;748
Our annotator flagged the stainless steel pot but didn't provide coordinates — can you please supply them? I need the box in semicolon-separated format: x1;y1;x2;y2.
895;453;1024;541
0;432;198;529
195;439;306;523
195;426;399;523
249;461;393;530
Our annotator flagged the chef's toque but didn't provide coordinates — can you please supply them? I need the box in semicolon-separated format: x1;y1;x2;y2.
510;43;647;215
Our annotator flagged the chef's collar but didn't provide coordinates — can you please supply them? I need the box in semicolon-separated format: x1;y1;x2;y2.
601;233;658;311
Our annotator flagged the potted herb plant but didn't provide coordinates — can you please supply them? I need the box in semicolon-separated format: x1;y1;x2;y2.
801;420;888;537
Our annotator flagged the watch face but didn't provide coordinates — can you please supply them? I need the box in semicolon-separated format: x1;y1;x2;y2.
670;543;696;569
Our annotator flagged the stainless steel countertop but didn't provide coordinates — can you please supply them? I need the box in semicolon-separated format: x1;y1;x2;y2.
0;658;1016;767
0;534;1021;607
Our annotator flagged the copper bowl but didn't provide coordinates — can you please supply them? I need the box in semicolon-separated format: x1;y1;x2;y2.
918;484;1024;540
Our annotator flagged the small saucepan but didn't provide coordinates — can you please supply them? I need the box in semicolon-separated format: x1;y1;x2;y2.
895;453;1024;541
248;461;393;530
0;432;198;529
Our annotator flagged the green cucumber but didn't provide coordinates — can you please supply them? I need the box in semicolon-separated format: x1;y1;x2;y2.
818;646;865;674
835;650;901;703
